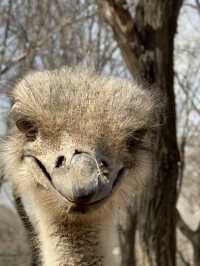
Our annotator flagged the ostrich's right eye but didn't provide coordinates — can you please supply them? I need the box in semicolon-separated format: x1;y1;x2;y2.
16;118;38;141
126;128;147;153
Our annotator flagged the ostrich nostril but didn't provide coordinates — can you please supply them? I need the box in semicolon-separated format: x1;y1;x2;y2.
100;160;109;168
99;159;110;176
74;149;82;155
55;156;66;168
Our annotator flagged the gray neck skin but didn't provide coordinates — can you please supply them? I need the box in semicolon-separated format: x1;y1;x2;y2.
37;217;107;266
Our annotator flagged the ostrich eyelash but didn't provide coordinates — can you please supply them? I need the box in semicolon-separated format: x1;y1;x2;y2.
126;129;148;152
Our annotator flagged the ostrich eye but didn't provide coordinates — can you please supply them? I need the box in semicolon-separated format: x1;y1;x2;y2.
16;118;38;141
127;128;147;152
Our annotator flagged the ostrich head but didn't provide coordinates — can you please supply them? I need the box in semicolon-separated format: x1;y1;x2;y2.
2;67;157;222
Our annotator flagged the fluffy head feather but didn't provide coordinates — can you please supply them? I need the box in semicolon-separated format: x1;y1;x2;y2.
11;67;156;146
1;67;158;221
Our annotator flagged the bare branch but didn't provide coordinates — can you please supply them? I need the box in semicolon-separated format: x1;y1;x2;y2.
185;0;200;15
175;72;200;116
0;12;96;77
176;208;195;243
98;0;141;78
177;250;190;266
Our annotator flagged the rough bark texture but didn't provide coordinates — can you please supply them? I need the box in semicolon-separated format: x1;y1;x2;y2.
99;1;183;265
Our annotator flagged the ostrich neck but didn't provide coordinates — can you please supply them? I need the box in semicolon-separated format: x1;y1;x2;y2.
38;216;109;266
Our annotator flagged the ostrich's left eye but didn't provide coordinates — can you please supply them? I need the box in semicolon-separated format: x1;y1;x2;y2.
126;129;147;152
16;118;38;141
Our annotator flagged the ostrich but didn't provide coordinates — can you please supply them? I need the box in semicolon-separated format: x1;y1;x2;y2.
1;67;157;266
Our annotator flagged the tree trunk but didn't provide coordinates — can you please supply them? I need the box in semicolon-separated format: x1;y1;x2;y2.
194;244;200;266
99;1;183;265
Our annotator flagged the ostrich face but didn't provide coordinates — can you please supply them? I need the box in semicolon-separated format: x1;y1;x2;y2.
3;68;156;218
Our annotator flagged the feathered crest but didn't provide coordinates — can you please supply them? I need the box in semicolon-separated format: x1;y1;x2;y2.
9;66;159;148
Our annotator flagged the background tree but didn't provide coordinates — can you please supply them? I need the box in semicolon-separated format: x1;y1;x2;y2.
98;1;182;265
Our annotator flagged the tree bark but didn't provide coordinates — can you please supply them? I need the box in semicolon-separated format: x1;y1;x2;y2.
99;1;183;265
194;244;200;266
